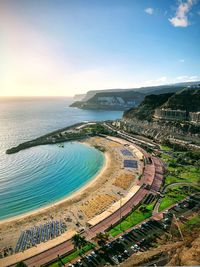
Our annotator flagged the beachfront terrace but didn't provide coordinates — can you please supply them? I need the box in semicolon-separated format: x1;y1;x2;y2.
113;174;135;190
80;194;117;219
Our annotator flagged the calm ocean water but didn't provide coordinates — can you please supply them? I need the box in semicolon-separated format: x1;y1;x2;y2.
0;97;123;220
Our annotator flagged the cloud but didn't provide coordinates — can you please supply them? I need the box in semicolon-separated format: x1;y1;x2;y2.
198;11;200;15
145;8;154;15
179;59;185;63
169;0;195;27
143;76;168;86
143;75;199;87
176;75;198;81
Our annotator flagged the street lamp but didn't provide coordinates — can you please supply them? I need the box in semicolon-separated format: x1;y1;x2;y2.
118;191;124;232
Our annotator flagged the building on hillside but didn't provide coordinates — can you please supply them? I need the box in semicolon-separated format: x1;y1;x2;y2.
154;108;187;121
189;112;200;125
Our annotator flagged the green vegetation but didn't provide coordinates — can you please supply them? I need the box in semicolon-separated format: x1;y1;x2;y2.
108;203;154;237
160;145;172;152
16;262;28;267
48;243;95;267
180;214;200;235
159;187;188;212
159;185;200;212
157;145;200;212
81;123;116;136
159;146;200;187
186;215;200;226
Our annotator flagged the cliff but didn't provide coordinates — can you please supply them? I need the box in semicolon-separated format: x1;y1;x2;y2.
70;91;145;110
123;93;174;121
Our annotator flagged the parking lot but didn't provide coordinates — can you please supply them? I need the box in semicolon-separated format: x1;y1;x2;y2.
68;193;200;267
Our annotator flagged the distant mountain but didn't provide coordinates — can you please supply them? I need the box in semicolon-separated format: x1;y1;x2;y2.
73;94;86;101
70;90;144;111
71;81;200;111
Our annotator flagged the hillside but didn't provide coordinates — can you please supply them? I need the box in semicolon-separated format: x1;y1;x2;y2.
123;93;174;120
162;88;200;112
124;87;200;121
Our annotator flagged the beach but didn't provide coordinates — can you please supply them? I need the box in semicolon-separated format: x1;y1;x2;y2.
0;136;141;257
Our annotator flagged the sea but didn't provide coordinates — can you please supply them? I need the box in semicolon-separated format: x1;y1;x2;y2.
0;97;123;220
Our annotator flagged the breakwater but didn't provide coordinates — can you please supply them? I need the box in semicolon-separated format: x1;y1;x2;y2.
6;122;86;154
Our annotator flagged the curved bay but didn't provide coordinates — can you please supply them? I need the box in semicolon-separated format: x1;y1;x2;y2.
0;142;104;220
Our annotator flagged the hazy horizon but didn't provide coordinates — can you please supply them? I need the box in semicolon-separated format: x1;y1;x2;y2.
1;0;200;96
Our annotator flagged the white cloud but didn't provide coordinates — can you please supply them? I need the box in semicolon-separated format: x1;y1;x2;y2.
179;59;185;63
176;75;198;81
145;8;154;15
143;75;199;87
156;76;167;83
169;0;195;27
176;75;189;80
143;76;168;86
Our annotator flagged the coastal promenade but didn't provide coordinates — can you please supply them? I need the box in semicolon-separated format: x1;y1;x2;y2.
1;135;165;267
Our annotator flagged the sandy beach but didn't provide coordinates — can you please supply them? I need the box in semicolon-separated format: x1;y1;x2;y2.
0;136;142;255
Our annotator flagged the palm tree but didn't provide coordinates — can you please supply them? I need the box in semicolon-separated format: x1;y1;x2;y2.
96;232;110;247
16;262;27;267
57;254;65;266
71;234;87;257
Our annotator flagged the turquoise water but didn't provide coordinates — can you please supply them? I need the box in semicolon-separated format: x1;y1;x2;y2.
0;142;104;220
0;97;123;220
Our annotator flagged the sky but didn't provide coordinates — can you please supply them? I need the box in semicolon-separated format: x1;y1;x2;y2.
0;0;200;97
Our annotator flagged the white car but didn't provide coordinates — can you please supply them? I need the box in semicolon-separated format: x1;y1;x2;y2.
112;256;119;264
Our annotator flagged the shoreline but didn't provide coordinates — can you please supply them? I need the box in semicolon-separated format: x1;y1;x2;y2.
1;135;139;255
0;148;109;225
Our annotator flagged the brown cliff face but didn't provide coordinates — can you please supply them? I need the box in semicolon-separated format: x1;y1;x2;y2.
167;234;200;266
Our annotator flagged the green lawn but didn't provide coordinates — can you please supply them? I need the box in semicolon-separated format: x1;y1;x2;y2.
164;174;186;185
160;145;172;152
159;185;200;212
159;194;187;212
48;243;95;267
160;153;172;162
108;204;153;237
159;147;200;186
164;165;200;185
180;168;200;183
